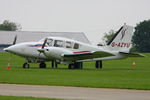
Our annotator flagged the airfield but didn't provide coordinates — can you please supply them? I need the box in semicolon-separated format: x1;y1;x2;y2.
0;52;150;100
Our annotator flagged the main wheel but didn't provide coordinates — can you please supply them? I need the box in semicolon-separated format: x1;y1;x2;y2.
95;61;99;69
80;62;83;69
39;62;46;68
100;60;102;69
68;64;74;69
74;62;83;69
52;61;54;68
95;61;103;69
55;61;58;68
23;63;30;69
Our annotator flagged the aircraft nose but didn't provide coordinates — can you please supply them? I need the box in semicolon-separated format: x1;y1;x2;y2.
3;48;9;52
3;45;17;53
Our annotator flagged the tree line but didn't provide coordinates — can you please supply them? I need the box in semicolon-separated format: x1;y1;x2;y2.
0;20;21;31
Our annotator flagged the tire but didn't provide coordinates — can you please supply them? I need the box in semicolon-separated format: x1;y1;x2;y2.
68;64;74;69
100;60;102;69
74;62;81;69
95;61;99;69
95;61;103;69
68;62;83;69
39;62;46;68
23;63;29;69
52;61;54;68
55;61;58;68
80;62;83;69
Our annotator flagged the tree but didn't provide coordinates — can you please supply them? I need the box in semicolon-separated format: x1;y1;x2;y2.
102;29;116;44
132;19;150;52
0;20;21;31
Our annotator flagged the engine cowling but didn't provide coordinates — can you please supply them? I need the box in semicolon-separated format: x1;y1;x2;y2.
43;47;73;60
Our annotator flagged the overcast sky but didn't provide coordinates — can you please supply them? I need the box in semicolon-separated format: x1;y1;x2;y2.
0;0;149;44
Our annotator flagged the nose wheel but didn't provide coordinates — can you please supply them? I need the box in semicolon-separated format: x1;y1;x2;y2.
23;63;30;68
39;61;46;68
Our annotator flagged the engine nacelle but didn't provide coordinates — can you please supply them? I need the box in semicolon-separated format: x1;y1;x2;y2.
44;47;73;60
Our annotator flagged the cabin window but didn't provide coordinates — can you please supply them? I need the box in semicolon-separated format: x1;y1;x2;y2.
66;41;72;48
54;40;64;47
74;43;79;49
47;39;53;46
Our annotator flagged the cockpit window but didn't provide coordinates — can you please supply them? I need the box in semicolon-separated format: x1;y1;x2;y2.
54;40;64;47
74;43;79;49
47;39;53;46
66;41;73;48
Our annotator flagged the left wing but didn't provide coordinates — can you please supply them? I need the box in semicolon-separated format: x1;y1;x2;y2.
62;51;115;61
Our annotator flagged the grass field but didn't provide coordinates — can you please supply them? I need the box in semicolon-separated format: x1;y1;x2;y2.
0;52;150;90
0;96;62;100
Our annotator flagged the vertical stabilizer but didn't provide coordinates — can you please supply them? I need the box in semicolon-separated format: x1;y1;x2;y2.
107;24;134;52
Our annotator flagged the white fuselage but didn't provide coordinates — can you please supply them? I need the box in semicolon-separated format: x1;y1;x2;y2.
4;37;125;64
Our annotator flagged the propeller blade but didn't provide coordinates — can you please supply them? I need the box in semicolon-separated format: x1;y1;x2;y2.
36;38;48;62
13;35;17;45
42;38;47;49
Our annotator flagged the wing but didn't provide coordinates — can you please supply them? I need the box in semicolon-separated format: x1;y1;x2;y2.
62;51;115;61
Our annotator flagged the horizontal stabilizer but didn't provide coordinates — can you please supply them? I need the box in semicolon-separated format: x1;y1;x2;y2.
119;52;145;57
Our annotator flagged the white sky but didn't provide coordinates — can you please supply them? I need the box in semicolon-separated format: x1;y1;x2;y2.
0;0;150;44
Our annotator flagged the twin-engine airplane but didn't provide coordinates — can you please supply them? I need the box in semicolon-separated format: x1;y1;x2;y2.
4;24;144;69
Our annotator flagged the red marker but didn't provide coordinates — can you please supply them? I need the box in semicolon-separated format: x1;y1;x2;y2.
7;63;11;70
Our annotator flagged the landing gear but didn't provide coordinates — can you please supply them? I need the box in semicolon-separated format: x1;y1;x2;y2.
68;62;83;69
100;60;102;69
52;61;54;68
39;61;46;68
95;60;102;69
74;62;83;69
68;64;74;69
23;63;30;68
23;59;46;69
55;61;58;68
51;61;58;68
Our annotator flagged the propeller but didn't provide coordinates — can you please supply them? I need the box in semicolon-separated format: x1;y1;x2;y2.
42;38;48;49
13;35;17;45
37;38;48;53
36;38;48;62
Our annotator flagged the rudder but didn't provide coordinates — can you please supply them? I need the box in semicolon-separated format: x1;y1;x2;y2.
107;24;134;52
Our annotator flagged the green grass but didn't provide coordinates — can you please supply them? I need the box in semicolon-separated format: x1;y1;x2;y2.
0;52;150;90
0;95;62;100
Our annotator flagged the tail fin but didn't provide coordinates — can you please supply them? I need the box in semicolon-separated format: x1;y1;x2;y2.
107;24;134;52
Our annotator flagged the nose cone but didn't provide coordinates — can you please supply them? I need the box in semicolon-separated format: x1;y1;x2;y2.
3;48;9;52
3;45;18;53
